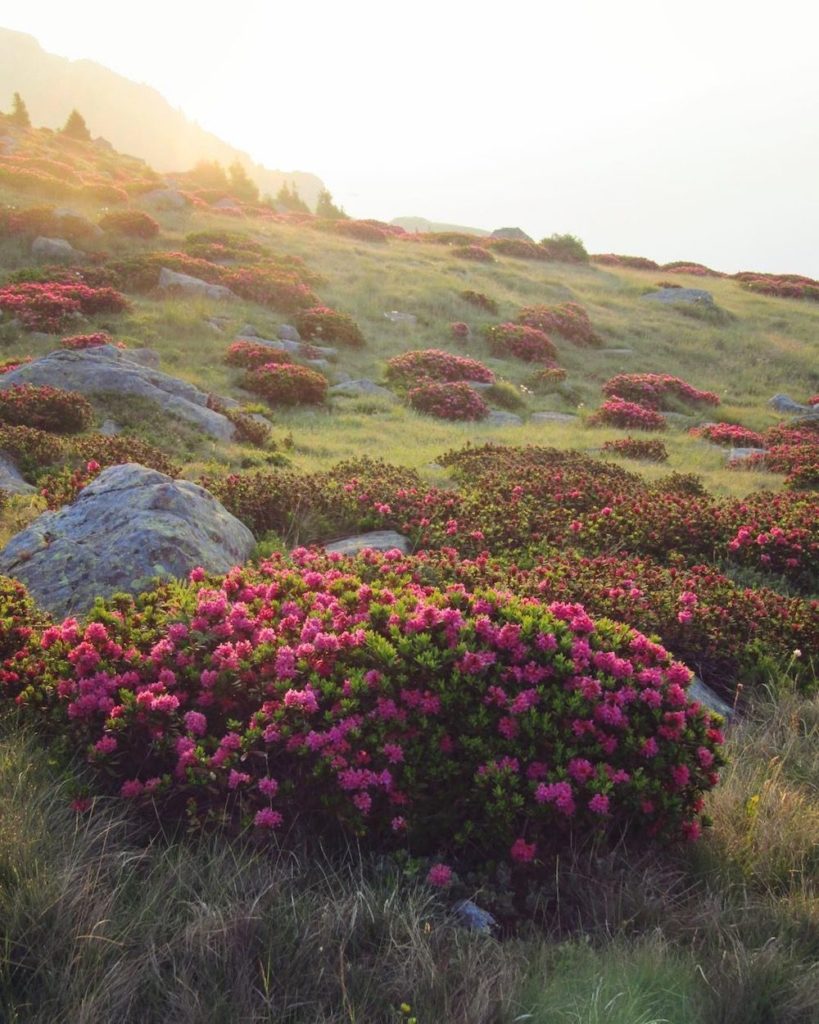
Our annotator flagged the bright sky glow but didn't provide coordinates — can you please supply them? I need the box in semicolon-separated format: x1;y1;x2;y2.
3;0;819;275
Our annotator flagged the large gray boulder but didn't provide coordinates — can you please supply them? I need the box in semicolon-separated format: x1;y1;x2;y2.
643;288;714;306
0;464;255;617
157;267;236;301
31;236;82;262
0;347;237;442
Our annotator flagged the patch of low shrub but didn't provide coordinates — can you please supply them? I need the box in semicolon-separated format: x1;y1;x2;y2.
0;576;48;661
294;306;365;348
408;380;489;421
386;349;493;388
601;438;669;462
243;363;328;406
603;374;719;410
224;340;292;370
451;245;495;262
539;233;589;263
0;384;94;434
0;281;128;333
98;209;160;239
592;254;660;271
0;424;66;474
517;303;601;347
485;323;557;362
450;322;470;340
460;290;498;314
3;556;725;867
60;331;119;350
588;398;667;431
691;423;764;448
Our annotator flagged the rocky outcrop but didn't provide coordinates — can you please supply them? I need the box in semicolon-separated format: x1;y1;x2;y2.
0;346;237;441
0;454;36;495
31;236;82;262
157;267;236;301
0;463;255;617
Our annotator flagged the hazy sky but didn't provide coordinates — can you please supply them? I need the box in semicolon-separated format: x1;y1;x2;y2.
4;1;819;275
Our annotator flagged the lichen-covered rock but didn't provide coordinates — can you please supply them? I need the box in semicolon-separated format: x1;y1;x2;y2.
0;463;255;616
769;393;818;416
31;236;82;262
158;267;236;301
324;531;411;556
0;346;236;441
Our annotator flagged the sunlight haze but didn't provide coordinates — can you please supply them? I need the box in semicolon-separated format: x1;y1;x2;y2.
2;0;818;275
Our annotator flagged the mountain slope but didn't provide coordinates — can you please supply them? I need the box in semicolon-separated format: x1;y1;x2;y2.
0;27;324;205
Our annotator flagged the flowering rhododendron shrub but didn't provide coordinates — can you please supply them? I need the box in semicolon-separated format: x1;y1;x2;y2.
0;424;65;474
603;374;719;410
517;303;601;347
451;245;495;262
0;384;94;434
2;555;725;864
294;306;365;348
460;290;499;314
224;340;293;370
588;398;667;431
601;438;669;462
408;380;490;421
485;323;557;363
0;576;48;661
691;423;764;448
289;548;817;695
734;271;819;303
809;395;819;406
244;363;328;406
592;254;660;271
0;281;128;333
98;209;160;239
385;349;494;388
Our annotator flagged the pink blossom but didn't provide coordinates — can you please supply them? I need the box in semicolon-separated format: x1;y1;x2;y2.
588;793;610;815
254;808;283;828
426;863;453;887
510;837;537;862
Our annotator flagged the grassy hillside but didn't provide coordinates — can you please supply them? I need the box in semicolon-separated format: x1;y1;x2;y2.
0;125;817;1023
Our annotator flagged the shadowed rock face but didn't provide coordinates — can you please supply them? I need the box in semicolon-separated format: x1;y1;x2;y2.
0;346;237;441
0;463;255;617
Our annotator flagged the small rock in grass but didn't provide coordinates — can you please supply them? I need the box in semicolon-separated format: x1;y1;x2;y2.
486;411;523;426
642;288;714;305
453;899;498;934
278;324;301;342
32;236;82;262
530;412;579;424
0;454;36;495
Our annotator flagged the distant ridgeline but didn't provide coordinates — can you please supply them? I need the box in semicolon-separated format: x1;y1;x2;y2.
0;26;324;206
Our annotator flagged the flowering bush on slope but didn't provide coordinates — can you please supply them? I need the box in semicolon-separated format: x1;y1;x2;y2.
601;438;669;462
603;374;719;410
0;384;93;434
588;398;667;431
0;281;128;333
517;303;601;347
2;555;724;863
294;306;365;348
485;323;557;362
244;363;327;406
408;380;489;421
691;423;765;448
224;340;293;370
385;349;493;388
